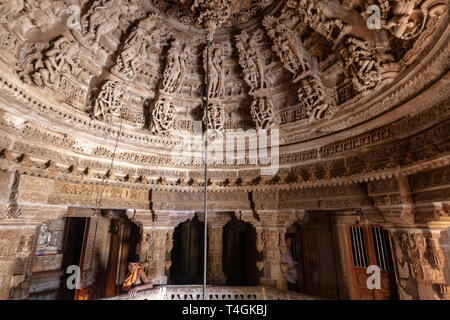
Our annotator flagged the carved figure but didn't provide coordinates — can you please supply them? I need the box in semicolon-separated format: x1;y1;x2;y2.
150;98;176;134
93;81;126;120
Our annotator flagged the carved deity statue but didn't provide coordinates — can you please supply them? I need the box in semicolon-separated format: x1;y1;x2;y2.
37;223;51;248
298;77;334;122
383;0;426;39
286;0;349;46
251;97;277;129
236;31;267;92
341;37;395;92
203;44;227;98
162;40;191;94
37;222;58;251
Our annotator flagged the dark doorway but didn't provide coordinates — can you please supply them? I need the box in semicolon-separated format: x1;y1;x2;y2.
170;215;205;284
223;218;257;286
57;217;87;300
56;211;141;300
286;223;306;293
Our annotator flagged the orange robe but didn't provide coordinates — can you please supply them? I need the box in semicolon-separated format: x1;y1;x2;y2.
122;266;141;292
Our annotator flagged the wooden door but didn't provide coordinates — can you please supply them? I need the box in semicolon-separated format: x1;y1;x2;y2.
104;219;121;297
301;220;340;299
347;225;397;300
104;216;140;296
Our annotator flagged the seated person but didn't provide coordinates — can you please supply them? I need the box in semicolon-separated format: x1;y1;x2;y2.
122;254;153;296
280;236;298;291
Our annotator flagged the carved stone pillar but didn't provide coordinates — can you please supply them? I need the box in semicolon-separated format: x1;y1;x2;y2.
207;225;226;284
165;229;174;278
390;228;450;300
140;227;172;285
0;225;37;299
241;208;298;291
0;171;63;299
261;228;285;289
197;212;231;285
135;210;195;285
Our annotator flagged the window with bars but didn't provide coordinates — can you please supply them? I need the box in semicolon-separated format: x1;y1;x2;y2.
371;226;393;271
349;226;368;268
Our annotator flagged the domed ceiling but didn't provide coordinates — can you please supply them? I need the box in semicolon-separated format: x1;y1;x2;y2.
0;0;448;190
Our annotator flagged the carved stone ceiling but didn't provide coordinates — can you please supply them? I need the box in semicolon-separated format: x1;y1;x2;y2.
151;0;276;29
0;0;448;185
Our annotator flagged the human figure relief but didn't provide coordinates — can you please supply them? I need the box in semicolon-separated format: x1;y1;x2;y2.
33;36;80;89
113;15;161;80
150;98;176;134
251;97;277;129
342;37;395;92
376;0;447;40
236;31;267;92
204;44;227;98
0;0;24;23
162;40;191;94
298;77;334;122
383;0;425;39
237;30;277;129
287;0;350;48
93;80;126;120
263;17;310;81
82;0;133;45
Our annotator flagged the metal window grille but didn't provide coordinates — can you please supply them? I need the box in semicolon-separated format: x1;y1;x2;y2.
371;226;393;271
349;226;368;268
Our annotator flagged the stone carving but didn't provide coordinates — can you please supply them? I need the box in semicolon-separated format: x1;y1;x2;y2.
236;30;277;129
263;16;312;82
286;0;350;47
0;0;69;36
201;42;227;130
203;43;227;99
93;80;126;120
203;102;225;131
36;222;57;251
81;0;137;46
141;228;169;284
162;40;191;94
379;0;448;40
113;15;162;81
148;39;191;135
297;77;336;122
250;97;277;129
152;0;275;30
392;230;447;299
341;37;395;92
263;15;337;122
191;0;234;41
31;36;81;89
150;98;176;135
236;31;268;92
